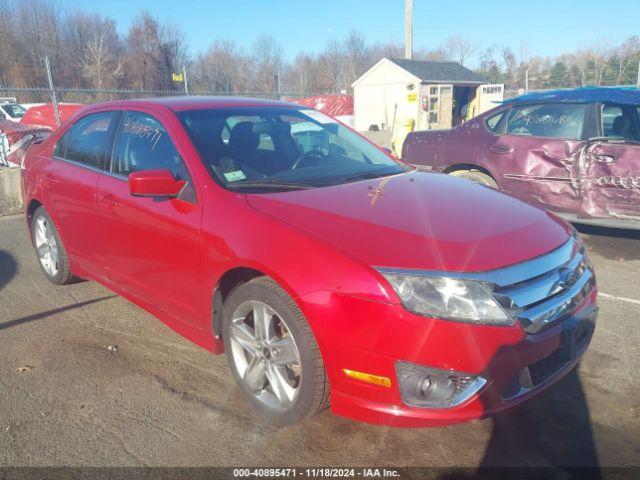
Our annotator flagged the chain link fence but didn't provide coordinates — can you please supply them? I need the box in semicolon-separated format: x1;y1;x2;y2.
0;86;329;106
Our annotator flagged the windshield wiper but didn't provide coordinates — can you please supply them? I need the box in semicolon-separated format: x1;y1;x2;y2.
332;169;403;185
226;180;317;191
588;136;640;146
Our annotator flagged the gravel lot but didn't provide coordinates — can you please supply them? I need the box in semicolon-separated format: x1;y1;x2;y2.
0;214;638;469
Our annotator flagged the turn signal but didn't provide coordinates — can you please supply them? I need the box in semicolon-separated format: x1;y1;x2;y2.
343;369;392;388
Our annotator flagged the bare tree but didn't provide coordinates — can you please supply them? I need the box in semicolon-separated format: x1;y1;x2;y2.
124;12;186;90
614;36;640;85
416;46;450;62
81;22;123;89
501;47;518;89
285;52;320;94
320;39;344;91
443;35;477;66
251;34;284;93
193;39;251;92
343;29;369;87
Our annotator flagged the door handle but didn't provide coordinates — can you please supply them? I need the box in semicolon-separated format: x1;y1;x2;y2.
594;153;616;163
490;145;513;154
98;193;119;209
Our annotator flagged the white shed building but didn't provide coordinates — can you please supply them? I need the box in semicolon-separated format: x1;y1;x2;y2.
352;57;503;133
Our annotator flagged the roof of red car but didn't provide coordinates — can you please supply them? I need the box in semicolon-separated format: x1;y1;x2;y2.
92;96;304;112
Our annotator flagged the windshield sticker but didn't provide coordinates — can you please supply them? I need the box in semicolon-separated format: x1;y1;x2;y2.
303;110;338;125
224;170;247;182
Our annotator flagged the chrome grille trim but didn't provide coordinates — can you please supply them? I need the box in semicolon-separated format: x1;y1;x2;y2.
379;234;596;334
514;267;595;333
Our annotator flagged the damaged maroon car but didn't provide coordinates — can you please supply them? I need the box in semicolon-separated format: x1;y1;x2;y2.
402;87;640;229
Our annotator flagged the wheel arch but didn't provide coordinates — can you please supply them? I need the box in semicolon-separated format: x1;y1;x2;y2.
211;266;270;338
26;198;43;222
25;198;44;240
443;163;497;182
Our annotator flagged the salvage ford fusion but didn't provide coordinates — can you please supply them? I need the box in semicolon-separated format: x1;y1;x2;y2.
21;97;597;426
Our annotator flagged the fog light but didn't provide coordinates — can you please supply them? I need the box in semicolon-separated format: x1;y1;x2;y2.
396;361;486;408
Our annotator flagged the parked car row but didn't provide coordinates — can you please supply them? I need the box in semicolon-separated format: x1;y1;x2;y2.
402;87;640;230
23;96;597;427
0;101;84;167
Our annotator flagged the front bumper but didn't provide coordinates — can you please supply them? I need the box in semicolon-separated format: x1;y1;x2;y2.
299;286;597;428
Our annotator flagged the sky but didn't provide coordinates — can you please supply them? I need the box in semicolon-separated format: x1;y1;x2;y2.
58;0;639;66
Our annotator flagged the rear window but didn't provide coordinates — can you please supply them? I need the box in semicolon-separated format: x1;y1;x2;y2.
54;112;114;169
506;103;586;140
485;110;505;132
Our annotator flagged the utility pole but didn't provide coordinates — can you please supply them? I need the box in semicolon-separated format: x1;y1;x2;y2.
44;56;61;128
525;68;529;92
405;0;413;60
636;59;640;87
183;64;189;95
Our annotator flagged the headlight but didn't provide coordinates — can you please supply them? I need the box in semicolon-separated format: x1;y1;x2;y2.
380;271;513;325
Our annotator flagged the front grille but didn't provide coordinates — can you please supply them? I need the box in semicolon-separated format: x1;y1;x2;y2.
501;311;596;400
491;236;596;334
528;347;568;386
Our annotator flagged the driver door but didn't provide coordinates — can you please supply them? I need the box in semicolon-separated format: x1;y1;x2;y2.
95;109;206;327
580;103;640;220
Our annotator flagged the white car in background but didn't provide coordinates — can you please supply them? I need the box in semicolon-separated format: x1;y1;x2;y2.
0;98;27;122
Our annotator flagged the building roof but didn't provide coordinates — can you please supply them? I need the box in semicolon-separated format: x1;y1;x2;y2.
504;86;640;106
388;58;486;84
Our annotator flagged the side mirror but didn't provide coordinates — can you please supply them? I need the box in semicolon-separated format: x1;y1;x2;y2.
129;169;185;198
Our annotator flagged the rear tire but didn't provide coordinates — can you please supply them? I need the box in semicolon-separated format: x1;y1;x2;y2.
223;276;329;425
30;207;76;285
449;169;498;188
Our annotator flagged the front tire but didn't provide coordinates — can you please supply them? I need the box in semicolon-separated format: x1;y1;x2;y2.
449;169;498;188
30;207;76;285
223;277;329;425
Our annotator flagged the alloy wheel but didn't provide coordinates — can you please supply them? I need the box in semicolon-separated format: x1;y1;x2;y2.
229;300;302;410
34;216;59;277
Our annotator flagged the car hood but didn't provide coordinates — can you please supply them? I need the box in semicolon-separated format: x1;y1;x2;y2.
246;172;573;272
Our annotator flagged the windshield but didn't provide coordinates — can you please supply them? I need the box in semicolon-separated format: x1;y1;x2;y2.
177;107;409;191
1;103;26;118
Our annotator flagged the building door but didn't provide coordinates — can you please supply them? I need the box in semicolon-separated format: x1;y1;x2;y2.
421;84;452;130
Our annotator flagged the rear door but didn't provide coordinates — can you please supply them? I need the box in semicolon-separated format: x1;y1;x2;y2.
580;103;640;221
45;111;118;279
96;108;205;327
477;102;590;215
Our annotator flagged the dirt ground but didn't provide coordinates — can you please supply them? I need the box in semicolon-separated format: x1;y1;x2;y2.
0;214;638;469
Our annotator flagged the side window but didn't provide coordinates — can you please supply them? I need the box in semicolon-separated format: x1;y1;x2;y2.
506;103;586;140
602;105;623;137
54;112;114;168
485;110;506;133
602;104;640;140
112;112;191;182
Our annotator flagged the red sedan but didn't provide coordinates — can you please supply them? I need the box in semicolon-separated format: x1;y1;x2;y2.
21;97;597;426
